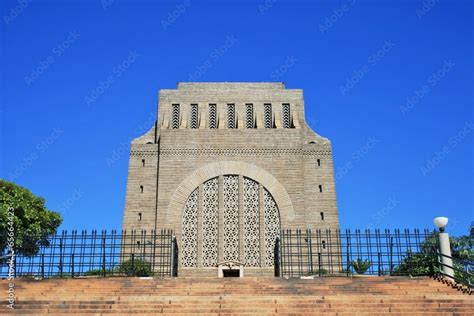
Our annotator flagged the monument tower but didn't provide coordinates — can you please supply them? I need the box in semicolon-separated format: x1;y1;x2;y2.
122;82;340;276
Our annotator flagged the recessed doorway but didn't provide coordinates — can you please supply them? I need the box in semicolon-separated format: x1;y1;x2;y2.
223;269;240;277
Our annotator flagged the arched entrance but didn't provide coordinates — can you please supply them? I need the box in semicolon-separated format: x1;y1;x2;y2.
180;175;281;268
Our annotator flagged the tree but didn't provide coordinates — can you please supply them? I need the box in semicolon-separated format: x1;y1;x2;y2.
394;229;473;283
451;235;473;261
0;180;62;259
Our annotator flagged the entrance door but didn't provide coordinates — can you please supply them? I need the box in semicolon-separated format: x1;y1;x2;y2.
223;269;240;277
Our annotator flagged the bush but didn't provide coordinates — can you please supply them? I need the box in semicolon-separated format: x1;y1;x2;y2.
339;268;352;275
393;251;437;276
84;267;116;276
119;258;152;276
351;258;371;274
315;268;328;275
306;268;328;276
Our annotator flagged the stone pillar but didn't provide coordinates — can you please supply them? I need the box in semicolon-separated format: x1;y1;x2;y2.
438;232;454;280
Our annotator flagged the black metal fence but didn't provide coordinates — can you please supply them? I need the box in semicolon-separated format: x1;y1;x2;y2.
0;230;175;279
2;227;471;289
277;228;439;278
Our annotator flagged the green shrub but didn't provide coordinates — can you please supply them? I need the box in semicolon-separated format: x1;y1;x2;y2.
314;268;328;275
393;252;437;276
84;267;116;276
351;258;371;274
119;258;152;277
339;268;352;275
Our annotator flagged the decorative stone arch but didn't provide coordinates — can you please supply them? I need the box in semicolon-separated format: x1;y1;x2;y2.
166;161;295;235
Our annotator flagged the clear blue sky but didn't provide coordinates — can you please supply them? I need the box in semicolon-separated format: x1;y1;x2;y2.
1;0;472;236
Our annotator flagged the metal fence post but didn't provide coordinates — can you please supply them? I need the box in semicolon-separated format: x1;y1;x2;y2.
170;235;178;277
378;252;381;276
41;254;45;279
307;229;313;275
318;253;322;276
71;254;75;278
346;232;350;276
102;236;106;277
389;236;394;275
59;238;63;278
274;236;282;277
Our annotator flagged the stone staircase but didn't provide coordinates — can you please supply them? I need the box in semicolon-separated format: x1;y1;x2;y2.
1;276;472;315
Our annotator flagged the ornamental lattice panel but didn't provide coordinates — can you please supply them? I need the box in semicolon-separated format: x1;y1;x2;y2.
171;104;180;129
243;177;260;266
264;103;272;128
209;104;217;129
227;104;235;128
190;104;198;129
202;177;219;267
264;188;280;266
223;175;239;261
245;104;254;128
181;189;198;267
282;103;290;128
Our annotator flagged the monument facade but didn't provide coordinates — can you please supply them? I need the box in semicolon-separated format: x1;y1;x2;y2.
122;82;340;276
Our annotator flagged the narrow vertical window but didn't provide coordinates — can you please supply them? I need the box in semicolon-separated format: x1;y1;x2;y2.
282;103;291;128
245;103;254;128
322;240;326;249
140;185;144;193
320;212;324;221
142;159;145;167
138;212;142;221
171;104;180;129
264;103;272;128
190;104;198;129
227;104;235;129
317;159;321;166
209;104;217;129
318;185;323;193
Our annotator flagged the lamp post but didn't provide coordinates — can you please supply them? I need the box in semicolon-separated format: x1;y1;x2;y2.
433;217;454;280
